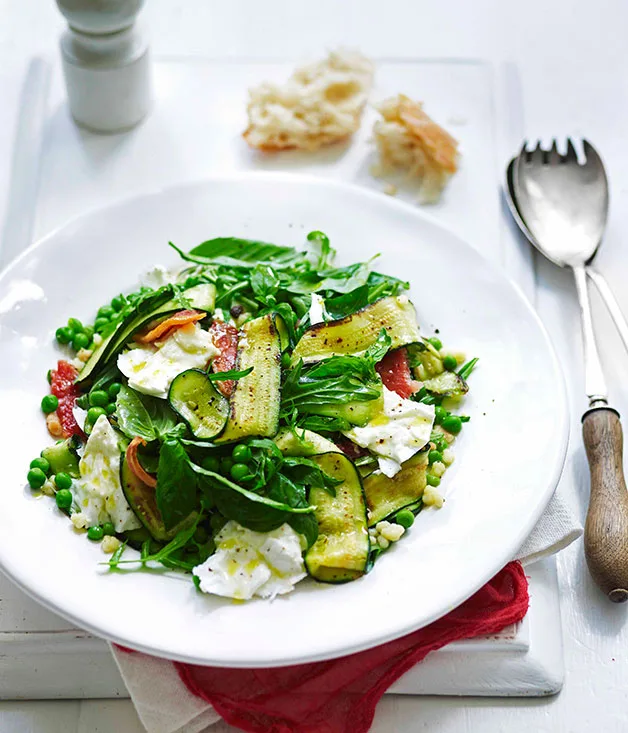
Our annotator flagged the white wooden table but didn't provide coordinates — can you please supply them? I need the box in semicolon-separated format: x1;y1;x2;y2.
2;1;628;731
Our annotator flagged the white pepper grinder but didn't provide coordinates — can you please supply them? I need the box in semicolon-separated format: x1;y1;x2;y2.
56;0;152;133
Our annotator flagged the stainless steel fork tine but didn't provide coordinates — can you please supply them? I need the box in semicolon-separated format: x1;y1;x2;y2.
529;140;544;165
565;138;578;163
548;139;560;165
582;139;603;168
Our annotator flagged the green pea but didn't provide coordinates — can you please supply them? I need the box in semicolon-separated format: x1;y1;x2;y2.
230;463;250;482
55;326;73;345
202;456;220;473
281;352;291;368
83;326;94;342
108;382;122;399
441;415;462;435
106;402;117;415
75;394;89;409
434;406;448;425
67;317;84;333
27;468;46;489
41;394;59;414
428;450;443;465
140;286;152;294
46;369;52;384
87;406;107;423
442;355;458;371
426;474;441;487
127;293;140;305
87;525;104;541
231;444;252;463
102;522;115;536
220;457;234;475
55;489;73;510
54;472;73;491
30;457;50;475
89;390;109;407
428;336;442;351
98;305;115;319
72;332;90;351
395;509;415;528
94;318;109;332
111;295;124;311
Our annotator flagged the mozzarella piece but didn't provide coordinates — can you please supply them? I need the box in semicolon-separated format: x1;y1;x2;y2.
343;386;435;477
73;415;141;532
193;521;307;601
117;322;219;399
309;293;328;325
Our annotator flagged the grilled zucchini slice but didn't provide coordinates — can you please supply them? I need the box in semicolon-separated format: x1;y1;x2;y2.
305;452;370;583
217;313;281;442
363;450;428;526
168;369;229;440
291;296;421;364
422;371;468;396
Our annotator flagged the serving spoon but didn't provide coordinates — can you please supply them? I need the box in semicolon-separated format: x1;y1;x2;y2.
506;157;628;354
507;139;628;602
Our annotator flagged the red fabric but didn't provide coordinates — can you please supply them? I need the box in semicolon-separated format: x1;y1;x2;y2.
375;348;421;399
50;360;83;438
170;561;528;733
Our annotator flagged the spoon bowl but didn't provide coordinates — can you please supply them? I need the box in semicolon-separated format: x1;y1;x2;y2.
513;139;608;268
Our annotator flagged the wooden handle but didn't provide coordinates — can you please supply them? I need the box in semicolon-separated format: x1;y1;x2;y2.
583;406;628;602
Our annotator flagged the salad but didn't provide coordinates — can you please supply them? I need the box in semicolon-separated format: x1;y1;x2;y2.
27;232;476;601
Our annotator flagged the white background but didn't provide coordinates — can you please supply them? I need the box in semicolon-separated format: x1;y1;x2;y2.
1;1;628;731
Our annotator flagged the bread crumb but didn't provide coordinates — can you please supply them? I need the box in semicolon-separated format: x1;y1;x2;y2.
46;413;64;438
373;94;460;203
102;536;122;554
383;183;398;196
243;49;374;152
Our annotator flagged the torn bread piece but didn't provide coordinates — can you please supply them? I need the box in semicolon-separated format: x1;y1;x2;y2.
243;49;374;152
373;94;460;203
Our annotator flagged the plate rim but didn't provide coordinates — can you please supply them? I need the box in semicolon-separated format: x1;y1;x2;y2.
0;172;570;666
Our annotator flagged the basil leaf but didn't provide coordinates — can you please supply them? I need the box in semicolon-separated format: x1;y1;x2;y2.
307;230;335;270
207;367;253;382
366;270;409;302
364;328;392;365
282;457;339;497
115;385;157;442
298;414;353;433
115;385;182;442
250;264;280;302
324;285;369;320
192;464;313;516
190;237;298;263
155;439;199;530
287;513;319;549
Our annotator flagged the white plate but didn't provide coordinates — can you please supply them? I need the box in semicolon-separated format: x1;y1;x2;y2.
0;174;568;667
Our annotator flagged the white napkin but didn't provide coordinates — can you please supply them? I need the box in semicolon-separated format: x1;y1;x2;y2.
111;479;582;733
